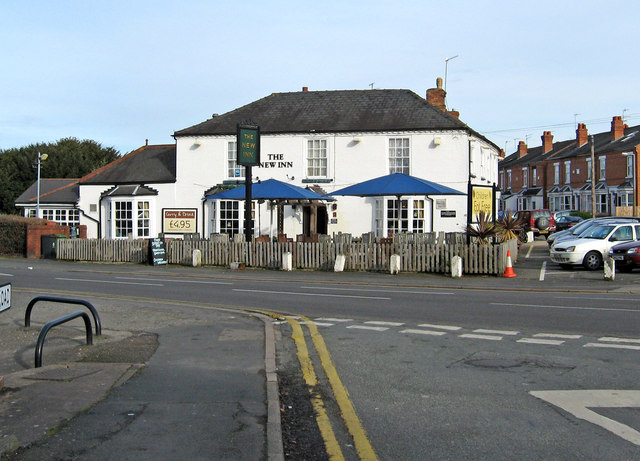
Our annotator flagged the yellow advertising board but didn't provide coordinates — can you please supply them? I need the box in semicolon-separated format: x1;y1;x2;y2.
471;186;493;218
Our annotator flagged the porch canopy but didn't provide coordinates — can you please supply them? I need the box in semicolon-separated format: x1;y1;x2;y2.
327;172;465;233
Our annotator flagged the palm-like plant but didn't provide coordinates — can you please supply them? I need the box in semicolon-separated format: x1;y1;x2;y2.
496;211;526;242
466;211;498;245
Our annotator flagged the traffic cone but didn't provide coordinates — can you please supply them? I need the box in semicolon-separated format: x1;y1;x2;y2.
503;250;517;278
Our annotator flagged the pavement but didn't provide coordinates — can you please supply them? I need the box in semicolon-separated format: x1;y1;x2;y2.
1;239;639;460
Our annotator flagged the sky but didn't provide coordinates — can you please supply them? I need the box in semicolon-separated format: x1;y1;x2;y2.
2;1;639;156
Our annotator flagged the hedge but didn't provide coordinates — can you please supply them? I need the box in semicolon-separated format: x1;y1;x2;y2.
0;214;45;256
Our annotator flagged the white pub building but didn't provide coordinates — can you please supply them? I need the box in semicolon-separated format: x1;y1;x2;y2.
17;80;500;240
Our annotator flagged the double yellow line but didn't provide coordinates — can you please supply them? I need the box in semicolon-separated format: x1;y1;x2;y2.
262;310;378;461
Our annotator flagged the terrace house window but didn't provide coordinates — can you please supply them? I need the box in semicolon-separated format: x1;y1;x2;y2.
599;156;606;180
564;161;571;184
554;163;560;185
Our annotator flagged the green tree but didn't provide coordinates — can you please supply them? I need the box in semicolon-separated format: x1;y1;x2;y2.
0;138;120;214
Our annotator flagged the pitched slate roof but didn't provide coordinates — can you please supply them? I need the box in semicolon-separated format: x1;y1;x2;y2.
174;89;497;148
80;144;176;185
14;179;79;206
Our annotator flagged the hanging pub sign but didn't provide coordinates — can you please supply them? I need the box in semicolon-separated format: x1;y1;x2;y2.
237;124;260;166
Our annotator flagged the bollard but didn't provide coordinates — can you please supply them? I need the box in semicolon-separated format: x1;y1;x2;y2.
334;254;346;272
192;249;202;267
282;252;293;271
390;254;401;275
604;257;615;281
451;255;463;278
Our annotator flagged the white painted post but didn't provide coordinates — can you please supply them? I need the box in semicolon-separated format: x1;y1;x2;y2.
192;249;202;267
282;252;293;271
334;254;346;272
451;255;463;278
604;257;615;281
390;254;401;275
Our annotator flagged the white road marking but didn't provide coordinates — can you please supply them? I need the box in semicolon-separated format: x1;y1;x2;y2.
0;273;14;277
55;277;163;287
473;328;519;336
530;390;640;446
459;333;503;341
584;343;640;351
347;325;389;331
116;276;232;285
417;323;461;331
400;329;446;336
525;245;534;258
517;338;565;346
300;321;334;327
300;286;453;295
533;333;582;339
491;302;640;313
539;261;546;281
365;321;404;327
315;317;353;322
598;337;640;344
233;289;390;300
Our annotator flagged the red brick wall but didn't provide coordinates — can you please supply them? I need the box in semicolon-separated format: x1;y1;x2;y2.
26;222;70;259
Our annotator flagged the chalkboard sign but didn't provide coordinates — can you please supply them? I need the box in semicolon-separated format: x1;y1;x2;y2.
148;238;167;265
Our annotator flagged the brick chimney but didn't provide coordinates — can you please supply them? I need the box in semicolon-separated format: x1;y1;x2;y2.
576;123;588;146
448;109;460;118
518;141;528;158
541;131;553;153
426;77;446;111
611;115;624;140
302;86;308;92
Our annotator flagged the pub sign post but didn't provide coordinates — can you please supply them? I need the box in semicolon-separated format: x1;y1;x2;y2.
237;124;260;241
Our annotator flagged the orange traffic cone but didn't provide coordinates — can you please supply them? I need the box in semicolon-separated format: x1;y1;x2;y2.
503;250;517;278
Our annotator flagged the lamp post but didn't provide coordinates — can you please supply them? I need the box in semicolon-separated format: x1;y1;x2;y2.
623;151;636;214
35;152;48;218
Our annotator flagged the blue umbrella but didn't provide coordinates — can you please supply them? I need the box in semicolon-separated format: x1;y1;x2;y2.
327;173;464;197
205;178;329;201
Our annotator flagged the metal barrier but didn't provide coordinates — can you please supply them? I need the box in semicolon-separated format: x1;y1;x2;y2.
34;311;93;368
25;296;101;336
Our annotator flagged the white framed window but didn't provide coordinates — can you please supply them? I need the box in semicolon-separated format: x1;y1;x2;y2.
42;209;54;221
389;138;410;174
507;170;512;188
499;171;505;190
227;141;245;179
627;155;634;178
307;139;328;177
375;198;384;237
553;163;560;185
412;200;425;232
219;200;240;236
108;199;152;238
522;167;528;188
596;193;608;214
25;209;36;218
586;158;592;181
564;161;571;184
599;156;606;180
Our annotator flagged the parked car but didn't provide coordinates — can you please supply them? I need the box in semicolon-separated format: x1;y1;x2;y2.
548;216;640;247
516;209;555;241
609;240;640;272
553;210;578;220
555;215;583;231
550;222;640;270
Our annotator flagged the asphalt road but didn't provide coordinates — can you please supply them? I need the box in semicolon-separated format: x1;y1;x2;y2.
1;249;640;459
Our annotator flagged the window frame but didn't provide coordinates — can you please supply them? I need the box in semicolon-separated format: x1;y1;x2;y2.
388;137;410;175
306;138;328;178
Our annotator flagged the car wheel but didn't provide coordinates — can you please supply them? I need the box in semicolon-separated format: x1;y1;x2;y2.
559;264;572;270
582;251;602;271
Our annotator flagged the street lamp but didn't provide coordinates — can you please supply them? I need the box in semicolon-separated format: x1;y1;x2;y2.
622;152;636;214
35;152;48;218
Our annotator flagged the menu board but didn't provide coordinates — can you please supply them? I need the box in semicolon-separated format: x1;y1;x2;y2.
148;238;167;265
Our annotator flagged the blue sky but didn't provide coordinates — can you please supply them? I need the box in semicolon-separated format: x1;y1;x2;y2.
2;1;639;156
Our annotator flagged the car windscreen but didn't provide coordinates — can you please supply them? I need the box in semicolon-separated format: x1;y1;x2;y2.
580;225;615;239
570;219;594;235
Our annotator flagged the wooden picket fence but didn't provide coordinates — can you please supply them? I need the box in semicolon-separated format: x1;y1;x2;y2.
57;237;518;275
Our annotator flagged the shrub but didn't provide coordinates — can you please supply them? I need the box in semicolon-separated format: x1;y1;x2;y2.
0;214;45;256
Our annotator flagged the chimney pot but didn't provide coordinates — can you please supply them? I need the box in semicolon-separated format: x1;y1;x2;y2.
611;115;624;140
302;86;308;92
518;141;528;158
426;77;447;112
541;131;554;153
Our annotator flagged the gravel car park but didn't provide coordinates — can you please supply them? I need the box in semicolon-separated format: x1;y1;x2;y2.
550;222;640;270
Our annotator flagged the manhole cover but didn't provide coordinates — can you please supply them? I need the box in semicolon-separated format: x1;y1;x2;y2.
25;367;101;382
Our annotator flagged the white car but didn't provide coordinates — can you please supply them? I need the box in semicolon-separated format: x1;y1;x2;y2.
550;222;640;270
